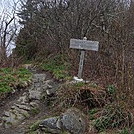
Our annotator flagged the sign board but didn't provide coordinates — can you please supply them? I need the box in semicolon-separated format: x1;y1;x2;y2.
70;39;99;51
70;37;99;80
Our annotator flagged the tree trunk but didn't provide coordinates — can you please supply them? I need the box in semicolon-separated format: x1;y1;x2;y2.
0;46;7;66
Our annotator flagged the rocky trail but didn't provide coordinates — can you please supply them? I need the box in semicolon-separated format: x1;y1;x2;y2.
0;72;60;134
0;69;102;134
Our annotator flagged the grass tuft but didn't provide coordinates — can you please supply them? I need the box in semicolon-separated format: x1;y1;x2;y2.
41;54;71;80
0;67;32;94
94;104;132;132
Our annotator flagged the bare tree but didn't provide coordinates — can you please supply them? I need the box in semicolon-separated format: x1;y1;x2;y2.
0;1;18;67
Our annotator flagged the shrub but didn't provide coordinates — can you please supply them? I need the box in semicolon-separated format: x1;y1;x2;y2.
88;108;100;120
119;128;130;134
94;104;132;132
107;85;116;95
54;81;106;110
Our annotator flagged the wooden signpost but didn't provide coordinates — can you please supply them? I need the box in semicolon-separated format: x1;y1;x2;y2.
70;37;99;80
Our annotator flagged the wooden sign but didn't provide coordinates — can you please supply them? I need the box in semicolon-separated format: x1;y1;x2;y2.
70;37;99;79
70;39;99;51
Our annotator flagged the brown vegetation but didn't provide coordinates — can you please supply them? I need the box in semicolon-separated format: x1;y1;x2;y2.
0;0;134;132
15;0;134;109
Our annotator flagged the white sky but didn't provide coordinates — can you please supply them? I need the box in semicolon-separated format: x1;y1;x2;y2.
0;0;17;12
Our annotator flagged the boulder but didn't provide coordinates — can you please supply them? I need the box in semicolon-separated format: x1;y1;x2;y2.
60;108;86;134
39;108;87;134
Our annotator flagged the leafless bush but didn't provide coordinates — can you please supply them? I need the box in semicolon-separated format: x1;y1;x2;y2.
16;0;134;108
0;1;19;67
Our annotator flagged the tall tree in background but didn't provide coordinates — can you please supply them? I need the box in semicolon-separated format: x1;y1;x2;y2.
15;0;134;106
0;1;18;67
16;0;44;60
16;0;121;59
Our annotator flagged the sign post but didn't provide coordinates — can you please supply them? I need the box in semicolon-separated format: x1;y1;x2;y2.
77;37;87;78
70;37;99;81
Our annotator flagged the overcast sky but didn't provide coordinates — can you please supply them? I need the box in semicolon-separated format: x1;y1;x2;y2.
0;0;17;12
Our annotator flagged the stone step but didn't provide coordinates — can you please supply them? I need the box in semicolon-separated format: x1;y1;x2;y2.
2;112;18;125
17;95;28;104
14;104;31;111
11;105;30;118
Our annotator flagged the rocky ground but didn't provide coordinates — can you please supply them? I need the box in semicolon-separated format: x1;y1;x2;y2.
0;72;61;134
0;69;120;134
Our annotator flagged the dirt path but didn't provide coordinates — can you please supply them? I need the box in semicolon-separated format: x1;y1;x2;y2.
0;72;60;134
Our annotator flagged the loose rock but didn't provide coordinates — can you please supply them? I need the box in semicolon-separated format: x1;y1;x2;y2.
39;108;87;134
40;117;62;134
60;108;87;134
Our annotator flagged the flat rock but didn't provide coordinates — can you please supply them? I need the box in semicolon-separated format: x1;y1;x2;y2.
17;95;28;104
29;90;42;100
11;109;25;121
40;116;60;129
15;104;31;111
2;112;18;126
34;83;42;88
45;82;59;96
39;117;62;134
4;111;10;117
30;102;39;108
33;74;46;82
42;84;48;90
11;106;30;118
